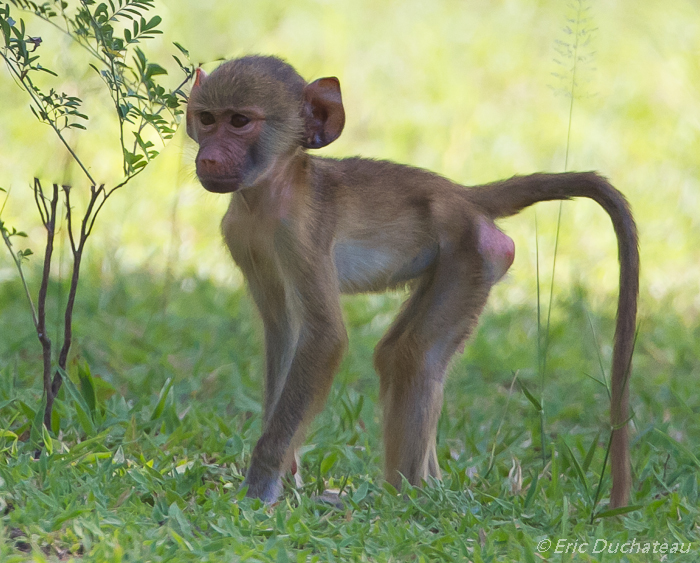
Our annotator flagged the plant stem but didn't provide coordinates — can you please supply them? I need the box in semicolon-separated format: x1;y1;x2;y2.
534;214;547;468
564;1;584;174
48;183;105;405
0;223;39;329
35;181;59;428
542;1;585;374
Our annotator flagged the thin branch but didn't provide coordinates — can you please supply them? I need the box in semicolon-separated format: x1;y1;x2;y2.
53;243;81;388
107;168;144;195
80;183;103;244
33;177;50;227
63;185;78;254
51;182;102;397
86;184;109;236
0;215;39;329
35;181;59;426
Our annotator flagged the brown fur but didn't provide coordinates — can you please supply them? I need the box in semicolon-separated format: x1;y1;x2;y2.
187;55;638;508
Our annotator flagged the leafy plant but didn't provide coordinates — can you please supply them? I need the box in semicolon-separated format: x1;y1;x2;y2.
0;0;193;430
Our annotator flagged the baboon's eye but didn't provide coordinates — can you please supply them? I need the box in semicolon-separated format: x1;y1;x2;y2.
199;112;215;126
231;113;251;128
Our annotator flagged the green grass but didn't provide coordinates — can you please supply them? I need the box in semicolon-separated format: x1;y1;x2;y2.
0;264;698;562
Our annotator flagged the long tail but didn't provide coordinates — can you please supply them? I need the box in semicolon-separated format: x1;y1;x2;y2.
468;171;639;508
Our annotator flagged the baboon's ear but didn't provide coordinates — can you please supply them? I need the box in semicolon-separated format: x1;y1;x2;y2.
301;77;345;149
193;67;208;87
186;68;209;141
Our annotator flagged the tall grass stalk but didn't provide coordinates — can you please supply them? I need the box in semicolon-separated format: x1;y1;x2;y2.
485;371;520;478
536;0;596;467
534;215;547;469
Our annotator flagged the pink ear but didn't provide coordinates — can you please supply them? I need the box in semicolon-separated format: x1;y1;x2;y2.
302;77;345;149
187;68;208;141
193;67;208;88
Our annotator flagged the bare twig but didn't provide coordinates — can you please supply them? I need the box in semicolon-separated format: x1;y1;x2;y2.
34;180;59;427
49;183;104;406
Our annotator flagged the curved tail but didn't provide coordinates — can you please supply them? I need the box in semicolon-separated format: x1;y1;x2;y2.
468;171;639;508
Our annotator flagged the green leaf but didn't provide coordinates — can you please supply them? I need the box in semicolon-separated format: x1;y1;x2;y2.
29;105;41;122
11;22;24;42
145;15;161;31
592;504;643;519
654;428;700;469
59;367;96;435
173;42;189;58
0;398;17;412
30;392;47;448
0;18;10;47
42;424;53;455
523;471;539;508
18;400;35;421
519;380;542;411
75;403;95;435
78;361;97;418
667;520;690;544
37;66;58;77
563;441;587;492
225;434;244;457
150;377;174;421
168;529;193;552
146;62;167;77
168;502;193;537
582;430;600;471
320;450;339;475
92;375;117;403
352;481;369;503
382;481;398;496
123;150;144;166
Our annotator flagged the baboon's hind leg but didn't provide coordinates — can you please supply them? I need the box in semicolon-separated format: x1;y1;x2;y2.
374;228;498;488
